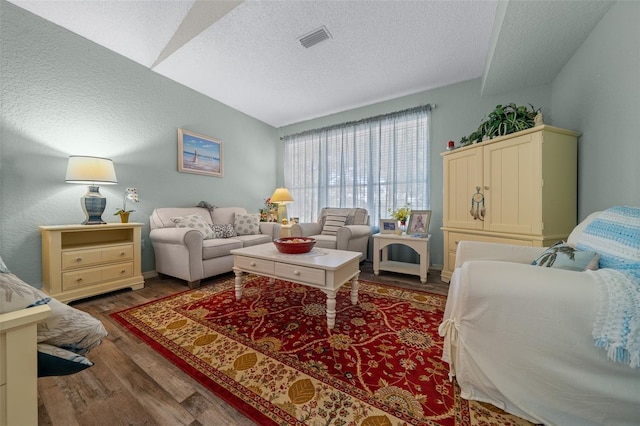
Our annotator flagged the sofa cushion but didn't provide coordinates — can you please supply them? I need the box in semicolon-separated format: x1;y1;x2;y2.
202;238;243;260
234;213;261;235
211;223;237;238
321;213;349;235
312;234;338;250
531;241;600;271
233;234;272;247
172;213;216;239
212;207;247;224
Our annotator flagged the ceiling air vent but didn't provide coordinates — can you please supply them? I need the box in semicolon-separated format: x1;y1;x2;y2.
299;26;332;48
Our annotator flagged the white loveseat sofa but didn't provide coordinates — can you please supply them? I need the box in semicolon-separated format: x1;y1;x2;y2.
439;207;640;425
149;207;280;288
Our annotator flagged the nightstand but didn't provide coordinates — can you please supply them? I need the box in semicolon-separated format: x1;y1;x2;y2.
280;224;293;238
39;223;144;303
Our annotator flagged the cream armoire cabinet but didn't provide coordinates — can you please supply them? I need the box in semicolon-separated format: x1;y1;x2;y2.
441;125;580;282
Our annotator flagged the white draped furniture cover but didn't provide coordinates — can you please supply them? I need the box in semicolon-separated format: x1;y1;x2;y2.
439;211;640;425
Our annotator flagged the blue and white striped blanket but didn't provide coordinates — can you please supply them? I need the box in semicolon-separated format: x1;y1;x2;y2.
577;206;640;368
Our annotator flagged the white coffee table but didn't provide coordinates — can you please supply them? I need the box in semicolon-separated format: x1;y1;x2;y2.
230;243;360;329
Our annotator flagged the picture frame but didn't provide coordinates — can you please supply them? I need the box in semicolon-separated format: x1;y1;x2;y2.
178;128;223;177
379;219;397;234
407;210;431;235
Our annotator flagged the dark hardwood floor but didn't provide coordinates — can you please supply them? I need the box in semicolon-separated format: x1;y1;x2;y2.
38;262;449;426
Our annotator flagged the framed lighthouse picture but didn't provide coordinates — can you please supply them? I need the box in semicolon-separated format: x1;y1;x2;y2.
178;128;223;177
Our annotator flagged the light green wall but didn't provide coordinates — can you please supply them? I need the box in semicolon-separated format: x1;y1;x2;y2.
2;0;636;284
551;0;640;217
278;79;553;267
0;1;278;285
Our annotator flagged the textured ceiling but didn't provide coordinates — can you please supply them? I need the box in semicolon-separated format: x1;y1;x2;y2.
8;0;613;128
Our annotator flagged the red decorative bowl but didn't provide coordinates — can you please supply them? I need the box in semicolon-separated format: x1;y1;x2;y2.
273;237;316;254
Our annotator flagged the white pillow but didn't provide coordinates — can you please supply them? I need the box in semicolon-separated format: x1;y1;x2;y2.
234;213;261;235
171;214;215;239
321;213;349;235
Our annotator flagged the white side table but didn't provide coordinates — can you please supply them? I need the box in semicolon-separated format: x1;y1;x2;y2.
279;224;293;238
373;233;430;283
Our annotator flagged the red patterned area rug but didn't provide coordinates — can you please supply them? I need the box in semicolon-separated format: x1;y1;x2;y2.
112;276;531;426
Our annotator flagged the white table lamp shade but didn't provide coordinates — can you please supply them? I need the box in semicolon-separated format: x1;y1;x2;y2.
270;187;294;223
65;156;117;184
65;156;118;225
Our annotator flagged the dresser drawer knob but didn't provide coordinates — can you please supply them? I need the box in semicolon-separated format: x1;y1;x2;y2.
121;269;126;274
293;270;300;276
250;261;256;266
76;257;82;262
76;277;83;282
120;252;125;256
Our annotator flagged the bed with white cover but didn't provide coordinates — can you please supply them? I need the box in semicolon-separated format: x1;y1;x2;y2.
439;208;640;425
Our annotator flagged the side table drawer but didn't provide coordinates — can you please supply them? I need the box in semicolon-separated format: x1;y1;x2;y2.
62;262;134;291
61;244;133;270
235;256;274;275
62;248;102;269
102;245;133;263
275;263;325;287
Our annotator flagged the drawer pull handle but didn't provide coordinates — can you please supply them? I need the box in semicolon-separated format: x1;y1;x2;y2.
121;270;126;274
76;277;83;282
120;252;125;256
293;270;300;276
250;262;256;266
76;257;82;262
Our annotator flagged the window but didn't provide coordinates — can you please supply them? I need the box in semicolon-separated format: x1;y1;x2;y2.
283;105;430;225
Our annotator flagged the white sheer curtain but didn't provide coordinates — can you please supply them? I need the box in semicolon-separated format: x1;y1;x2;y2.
283;105;430;226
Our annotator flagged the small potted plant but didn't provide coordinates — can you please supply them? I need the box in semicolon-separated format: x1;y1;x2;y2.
388;204;411;234
114;187;138;223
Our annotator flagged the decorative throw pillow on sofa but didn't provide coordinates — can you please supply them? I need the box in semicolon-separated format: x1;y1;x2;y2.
531;241;600;271
321;213;349;236
211;223;237;238
171;214;215;239
234;213;261;235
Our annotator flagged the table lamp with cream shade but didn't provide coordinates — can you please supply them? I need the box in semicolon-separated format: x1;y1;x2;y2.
65;155;118;225
270;187;294;223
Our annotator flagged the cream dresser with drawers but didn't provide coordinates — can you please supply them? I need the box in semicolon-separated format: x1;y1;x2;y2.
40;223;144;303
441;125;580;282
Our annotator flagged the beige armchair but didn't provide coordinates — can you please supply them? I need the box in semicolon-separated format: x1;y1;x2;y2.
290;207;371;261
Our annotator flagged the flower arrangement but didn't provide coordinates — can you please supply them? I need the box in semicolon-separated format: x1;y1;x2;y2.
259;197;278;222
389;204;411;223
114;187;139;216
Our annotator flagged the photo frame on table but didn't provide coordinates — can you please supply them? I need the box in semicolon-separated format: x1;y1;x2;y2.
407;210;431;235
379;219;397;234
178;128;223;177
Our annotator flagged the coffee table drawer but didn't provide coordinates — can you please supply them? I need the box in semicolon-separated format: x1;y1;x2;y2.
275;263;325;287
235;256;274;275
